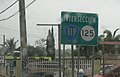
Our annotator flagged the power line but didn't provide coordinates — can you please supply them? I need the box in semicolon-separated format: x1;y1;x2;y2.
0;26;18;31
0;26;46;38
0;0;18;14
0;11;19;21
0;0;36;21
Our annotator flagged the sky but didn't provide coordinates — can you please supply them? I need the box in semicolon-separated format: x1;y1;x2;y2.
0;0;120;48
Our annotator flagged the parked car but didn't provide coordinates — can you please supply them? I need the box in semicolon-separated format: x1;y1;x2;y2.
99;64;114;74
94;64;120;77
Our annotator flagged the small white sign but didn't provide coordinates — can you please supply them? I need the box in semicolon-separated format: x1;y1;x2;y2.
81;25;95;41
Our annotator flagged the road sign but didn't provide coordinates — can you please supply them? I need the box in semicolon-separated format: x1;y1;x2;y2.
61;11;98;45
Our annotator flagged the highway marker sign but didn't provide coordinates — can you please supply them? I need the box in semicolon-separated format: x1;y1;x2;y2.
61;11;98;45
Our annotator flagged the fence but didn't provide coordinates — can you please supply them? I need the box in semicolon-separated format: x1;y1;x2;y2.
58;57;92;76
29;60;58;74
28;57;92;76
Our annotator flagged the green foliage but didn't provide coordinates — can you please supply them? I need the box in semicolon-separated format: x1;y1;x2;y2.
103;30;112;41
27;45;35;57
5;38;18;55
27;45;47;57
97;29;120;54
73;29;120;57
74;46;93;58
114;34;120;41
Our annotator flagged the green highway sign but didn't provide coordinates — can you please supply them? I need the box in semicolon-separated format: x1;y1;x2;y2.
61;11;98;45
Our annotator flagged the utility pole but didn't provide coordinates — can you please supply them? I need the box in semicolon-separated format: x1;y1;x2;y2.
3;35;5;46
3;35;5;68
19;0;28;77
0;35;5;46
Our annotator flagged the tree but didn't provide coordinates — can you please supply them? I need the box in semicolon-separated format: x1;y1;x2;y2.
35;38;46;47
35;46;47;56
97;34;105;52
114;34;120;41
103;29;120;41
46;28;55;60
97;30;114;54
34;38;47;57
0;46;8;55
5;38;18;55
113;34;120;54
98;29;120;54
27;45;47;57
103;30;112;41
74;45;92;58
27;45;35;57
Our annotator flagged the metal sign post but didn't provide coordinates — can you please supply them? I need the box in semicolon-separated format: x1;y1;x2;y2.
71;45;74;77
63;44;65;77
92;46;95;77
77;46;80;77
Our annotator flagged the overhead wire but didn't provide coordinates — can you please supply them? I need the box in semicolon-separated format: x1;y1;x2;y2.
0;26;18;31
0;25;45;38
0;0;18;14
0;0;46;46
0;0;36;21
